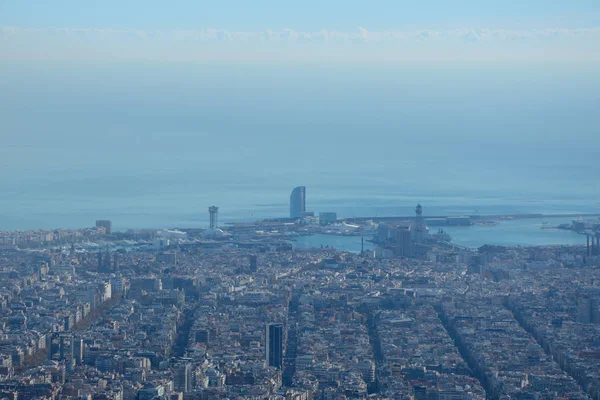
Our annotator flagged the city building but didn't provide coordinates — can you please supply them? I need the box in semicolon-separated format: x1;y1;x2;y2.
249;255;258;273
1;206;599;400
319;212;337;225
266;323;283;369
173;362;194;393
95;220;112;235
290;186;306;219
396;227;413;258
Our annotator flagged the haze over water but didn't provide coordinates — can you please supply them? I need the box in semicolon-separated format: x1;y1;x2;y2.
1;63;598;232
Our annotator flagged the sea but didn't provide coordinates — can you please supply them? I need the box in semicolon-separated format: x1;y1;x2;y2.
0;63;598;250
292;216;590;253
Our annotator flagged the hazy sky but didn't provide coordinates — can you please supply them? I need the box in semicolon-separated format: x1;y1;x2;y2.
1;1;599;63
2;0;600;29
0;1;599;229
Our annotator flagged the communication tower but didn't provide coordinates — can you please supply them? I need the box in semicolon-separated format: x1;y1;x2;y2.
209;206;219;229
412;204;428;243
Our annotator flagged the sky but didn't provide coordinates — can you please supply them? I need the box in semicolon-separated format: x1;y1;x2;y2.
1;0;600;63
0;1;599;229
2;0;600;30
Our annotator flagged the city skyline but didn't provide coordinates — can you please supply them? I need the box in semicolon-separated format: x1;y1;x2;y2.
0;212;598;399
0;1;599;398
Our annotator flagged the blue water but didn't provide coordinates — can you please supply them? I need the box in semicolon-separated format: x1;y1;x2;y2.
442;217;586;248
292;235;377;254
292;217;590;252
0;64;598;232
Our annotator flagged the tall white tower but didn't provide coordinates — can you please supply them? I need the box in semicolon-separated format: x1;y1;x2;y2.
209;206;219;229
412;204;428;243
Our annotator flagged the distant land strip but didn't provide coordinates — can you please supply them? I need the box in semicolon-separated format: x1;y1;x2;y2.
344;213;600;223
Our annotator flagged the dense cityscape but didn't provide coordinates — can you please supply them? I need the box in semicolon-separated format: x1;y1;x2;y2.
0;187;599;400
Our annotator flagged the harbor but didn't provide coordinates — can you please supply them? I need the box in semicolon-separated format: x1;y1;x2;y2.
292;215;597;252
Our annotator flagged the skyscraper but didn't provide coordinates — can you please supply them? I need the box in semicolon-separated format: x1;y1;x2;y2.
266;323;283;369
396;227;413;258
289;186;306;219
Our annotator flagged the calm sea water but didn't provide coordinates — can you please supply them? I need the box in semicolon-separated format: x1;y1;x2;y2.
292;217;590;252
441;217;587;248
0;64;598;234
292;235;377;253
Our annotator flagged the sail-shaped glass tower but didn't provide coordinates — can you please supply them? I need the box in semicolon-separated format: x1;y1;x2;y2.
290;186;306;219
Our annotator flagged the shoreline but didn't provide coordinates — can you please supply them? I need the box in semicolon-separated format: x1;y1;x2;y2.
0;213;597;236
344;213;600;224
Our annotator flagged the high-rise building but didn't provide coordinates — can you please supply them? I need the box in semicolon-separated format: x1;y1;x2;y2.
396;227;413;258
95;220;112;235
577;297;600;324
266;323;283;369
48;333;77;371
73;338;84;365
249;255;258;273
174;362;194;393
290;186;306;219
